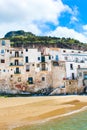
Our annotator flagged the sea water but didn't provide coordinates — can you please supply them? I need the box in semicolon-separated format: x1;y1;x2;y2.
14;110;87;130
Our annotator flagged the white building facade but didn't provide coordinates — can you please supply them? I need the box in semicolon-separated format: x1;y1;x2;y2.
0;40;10;80
0;40;87;94
45;48;87;80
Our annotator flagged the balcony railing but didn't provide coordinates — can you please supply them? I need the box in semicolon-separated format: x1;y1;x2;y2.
14;71;21;74
10;55;23;58
40;68;48;71
10;63;24;66
64;77;77;80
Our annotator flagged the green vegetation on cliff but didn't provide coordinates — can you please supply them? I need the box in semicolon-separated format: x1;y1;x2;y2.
3;30;87;50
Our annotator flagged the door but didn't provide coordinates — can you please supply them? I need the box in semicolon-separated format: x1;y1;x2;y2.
15;60;19;65
16;67;19;73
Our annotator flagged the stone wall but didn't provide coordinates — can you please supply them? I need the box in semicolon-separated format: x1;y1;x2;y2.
52;61;66;88
65;80;78;94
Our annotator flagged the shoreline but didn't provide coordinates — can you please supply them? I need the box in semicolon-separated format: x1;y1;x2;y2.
0;96;87;130
12;105;87;130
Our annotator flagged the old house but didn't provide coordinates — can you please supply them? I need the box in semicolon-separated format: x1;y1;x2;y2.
0;40;87;94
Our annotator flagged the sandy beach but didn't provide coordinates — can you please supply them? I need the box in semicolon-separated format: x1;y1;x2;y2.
0;96;87;130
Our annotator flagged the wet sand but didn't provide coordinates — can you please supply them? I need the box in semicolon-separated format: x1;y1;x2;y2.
0;96;87;130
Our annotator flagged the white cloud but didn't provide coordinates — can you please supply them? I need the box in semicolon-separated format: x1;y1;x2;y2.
0;0;71;24
47;26;87;43
70;16;78;23
0;0;72;37
70;6;79;23
0;22;41;37
83;25;87;30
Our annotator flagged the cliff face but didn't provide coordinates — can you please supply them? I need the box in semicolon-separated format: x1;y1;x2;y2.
3;30;87;51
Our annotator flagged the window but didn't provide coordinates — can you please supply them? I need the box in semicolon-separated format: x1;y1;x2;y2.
79;72;82;77
53;61;59;66
69;81;71;85
42;77;45;81
26;48;28;52
18;77;21;82
41;56;45;62
21;51;23;54
15;60;19;65
28;77;33;84
49;56;51;60
81;60;84;63
26;65;30;72
11;75;13;78
10;75;13;81
10;63;13;66
65;57;68;60
2;40;5;46
25;56;28;63
10;51;12;54
32;64;34;66
37;64;40;67
75;58;78;62
72;73;75;79
1;59;5;63
78;65;80;69
70;64;73;70
15;51;19;57
56;55;58;61
3;69;5;72
42;63;46;70
38;57;40;61
15;68;20;74
1;50;4;54
7;50;9;52
63;50;66;53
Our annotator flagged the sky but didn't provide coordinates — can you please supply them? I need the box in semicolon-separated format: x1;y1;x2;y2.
0;0;87;43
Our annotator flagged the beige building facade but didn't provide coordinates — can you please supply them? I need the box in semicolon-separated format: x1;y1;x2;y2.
0;40;86;94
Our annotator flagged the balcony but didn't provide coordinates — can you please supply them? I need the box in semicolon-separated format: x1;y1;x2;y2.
65;77;77;80
14;71;21;74
10;63;24;66
41;68;48;71
75;60;85;63
10;55;23;59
